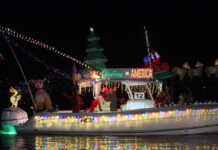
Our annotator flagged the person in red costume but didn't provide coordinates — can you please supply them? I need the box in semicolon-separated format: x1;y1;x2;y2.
87;99;99;112
87;88;110;112
63;90;84;113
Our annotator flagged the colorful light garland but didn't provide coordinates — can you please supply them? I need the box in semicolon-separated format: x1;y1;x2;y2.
0;25;94;70
34;107;218;129
11;41;70;79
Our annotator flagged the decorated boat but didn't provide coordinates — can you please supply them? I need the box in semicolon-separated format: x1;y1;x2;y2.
15;104;218;135
1;68;218;135
1;25;218;135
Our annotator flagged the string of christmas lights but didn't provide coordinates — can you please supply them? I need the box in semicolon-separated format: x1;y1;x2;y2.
0;25;94;70
10;40;70;79
34;107;218;129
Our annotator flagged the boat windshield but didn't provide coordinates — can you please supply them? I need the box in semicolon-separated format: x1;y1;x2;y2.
120;80;154;101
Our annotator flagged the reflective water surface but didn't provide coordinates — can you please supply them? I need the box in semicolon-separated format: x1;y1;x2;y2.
0;134;218;150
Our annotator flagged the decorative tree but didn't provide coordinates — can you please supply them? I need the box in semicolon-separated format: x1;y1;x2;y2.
84;27;107;71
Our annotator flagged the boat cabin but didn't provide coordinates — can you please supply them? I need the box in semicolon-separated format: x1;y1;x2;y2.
119;80;155;110
78;68;159;111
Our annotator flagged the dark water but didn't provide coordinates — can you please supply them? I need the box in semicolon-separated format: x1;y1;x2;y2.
0;134;218;150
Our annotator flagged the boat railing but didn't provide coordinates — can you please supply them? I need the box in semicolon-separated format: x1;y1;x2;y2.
34;104;218;117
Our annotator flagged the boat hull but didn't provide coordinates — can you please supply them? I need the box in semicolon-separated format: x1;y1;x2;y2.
16;104;218;135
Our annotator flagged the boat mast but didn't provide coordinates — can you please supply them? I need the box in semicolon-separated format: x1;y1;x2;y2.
144;26;154;101
2;34;37;111
144;25;152;68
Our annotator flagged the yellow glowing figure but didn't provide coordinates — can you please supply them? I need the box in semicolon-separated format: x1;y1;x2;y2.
9;86;21;108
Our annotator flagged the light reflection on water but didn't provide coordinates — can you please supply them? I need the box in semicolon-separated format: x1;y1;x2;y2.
0;134;218;150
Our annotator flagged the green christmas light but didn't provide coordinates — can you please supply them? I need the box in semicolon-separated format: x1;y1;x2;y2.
0;125;17;135
6;28;11;31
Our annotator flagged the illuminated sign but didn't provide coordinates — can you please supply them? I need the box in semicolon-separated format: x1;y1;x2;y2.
102;70;124;78
130;69;153;79
102;68;153;80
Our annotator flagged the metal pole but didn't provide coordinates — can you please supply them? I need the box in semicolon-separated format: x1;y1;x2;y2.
144;26;152;68
2;34;37;111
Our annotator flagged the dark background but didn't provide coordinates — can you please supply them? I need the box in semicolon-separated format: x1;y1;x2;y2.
1;1;218;111
1;1;218;69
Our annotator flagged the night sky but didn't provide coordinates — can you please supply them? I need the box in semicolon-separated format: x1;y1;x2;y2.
1;1;218;112
0;1;218;75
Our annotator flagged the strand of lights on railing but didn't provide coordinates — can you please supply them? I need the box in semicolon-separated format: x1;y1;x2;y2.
34;107;218;129
0;25;95;71
11;41;70;79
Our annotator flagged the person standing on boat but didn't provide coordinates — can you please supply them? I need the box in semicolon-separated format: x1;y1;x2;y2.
62;90;83;113
155;86;171;107
71;90;83;113
155;90;165;107
108;85;118;111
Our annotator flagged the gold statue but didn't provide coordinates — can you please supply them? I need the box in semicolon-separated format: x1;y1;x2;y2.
9;86;21;108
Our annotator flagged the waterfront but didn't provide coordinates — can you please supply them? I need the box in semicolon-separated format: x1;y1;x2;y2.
1;134;218;150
